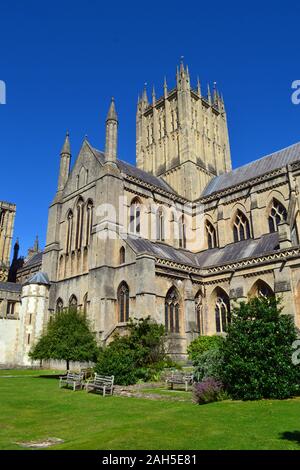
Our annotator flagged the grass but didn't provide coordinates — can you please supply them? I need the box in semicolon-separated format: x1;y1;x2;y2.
1;370;300;450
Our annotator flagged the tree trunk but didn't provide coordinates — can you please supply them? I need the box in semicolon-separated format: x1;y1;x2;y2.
66;359;70;371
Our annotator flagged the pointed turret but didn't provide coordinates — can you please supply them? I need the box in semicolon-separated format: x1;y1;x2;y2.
57;131;71;192
164;76;168;98
33;235;39;252
106;96;118;122
180;57;185;75
207;83;212;104
142;84;149;105
105;97;118;163
197;77;202;97
213;82;218;104
152;85;156;105
60;131;71;156
13;238;19;261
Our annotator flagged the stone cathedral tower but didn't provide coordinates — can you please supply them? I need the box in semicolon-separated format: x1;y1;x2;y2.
136;62;231;200
0;201;16;281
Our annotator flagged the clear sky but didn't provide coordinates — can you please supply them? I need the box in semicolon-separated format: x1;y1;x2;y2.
1;0;300;258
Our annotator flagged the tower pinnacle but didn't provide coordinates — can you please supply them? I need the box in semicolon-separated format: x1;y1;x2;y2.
105;97;118;163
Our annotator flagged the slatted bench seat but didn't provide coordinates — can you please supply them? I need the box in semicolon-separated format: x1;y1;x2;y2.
85;373;114;396
166;372;194;391
59;371;84;391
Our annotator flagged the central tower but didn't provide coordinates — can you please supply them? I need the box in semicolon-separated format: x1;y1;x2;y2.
136;62;231;200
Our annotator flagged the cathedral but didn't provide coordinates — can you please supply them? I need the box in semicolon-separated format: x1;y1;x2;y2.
1;62;300;366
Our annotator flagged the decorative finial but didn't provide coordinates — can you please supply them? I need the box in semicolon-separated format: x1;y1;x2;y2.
197;76;202;97
142;83;148;104
164;76;168;97
60;131;71;155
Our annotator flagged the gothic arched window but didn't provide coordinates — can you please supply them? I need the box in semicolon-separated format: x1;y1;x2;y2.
233;210;251;242
119;246;125;264
268;199;287;233
83;293;88;315
195;291;204;335
118;282;130;323
56;298;64;313
85;200;93;246
156;208;165;242
214;289;230;333
129;198;141;235
205;220;217;249
179;215;186;249
75;197;84;250
66;210;73;254
249;280;274;298
165;287;180;333
69;295;78;310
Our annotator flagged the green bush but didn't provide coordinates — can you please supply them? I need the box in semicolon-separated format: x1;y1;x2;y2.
187;335;224;362
221;296;300;400
193;348;224;382
95;317;168;385
29;308;98;370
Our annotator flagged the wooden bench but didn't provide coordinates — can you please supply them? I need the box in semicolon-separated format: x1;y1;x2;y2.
166;372;194;391
85;373;114;396
59;371;84;391
80;367;94;380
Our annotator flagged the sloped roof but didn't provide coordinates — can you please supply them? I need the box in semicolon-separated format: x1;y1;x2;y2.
23;251;43;268
91;147;178;195
0;281;22;293
202;142;300;197
126;232;279;269
25;271;50;286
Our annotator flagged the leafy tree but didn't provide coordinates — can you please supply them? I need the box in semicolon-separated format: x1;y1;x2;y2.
29;308;98;370
95;316;170;385
187;335;224;362
221;296;300;400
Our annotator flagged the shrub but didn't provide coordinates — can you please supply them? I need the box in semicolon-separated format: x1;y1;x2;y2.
221;296;300;400
193;378;224;405
193;348;224;382
188;335;224;362
95;317;167;385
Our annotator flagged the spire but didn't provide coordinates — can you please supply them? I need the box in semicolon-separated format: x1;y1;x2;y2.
213;81;218;104
152;85;156;105
13;238;19;261
105;97;118;163
207;83;212;104
164;76;168;98
180;56;185;75
33;235;39;252
57;131;71;192
60;131;71;155
186;64;190;78
142;84;148;105
106;96;118;122
197;77;202;97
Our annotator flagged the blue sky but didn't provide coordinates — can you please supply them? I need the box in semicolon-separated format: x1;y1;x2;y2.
1;0;300;258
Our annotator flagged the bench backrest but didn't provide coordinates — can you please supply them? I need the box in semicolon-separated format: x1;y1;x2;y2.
166;372;194;383
94;373;114;387
67;371;84;381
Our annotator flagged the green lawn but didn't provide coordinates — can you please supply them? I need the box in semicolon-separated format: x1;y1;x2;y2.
1;371;300;450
